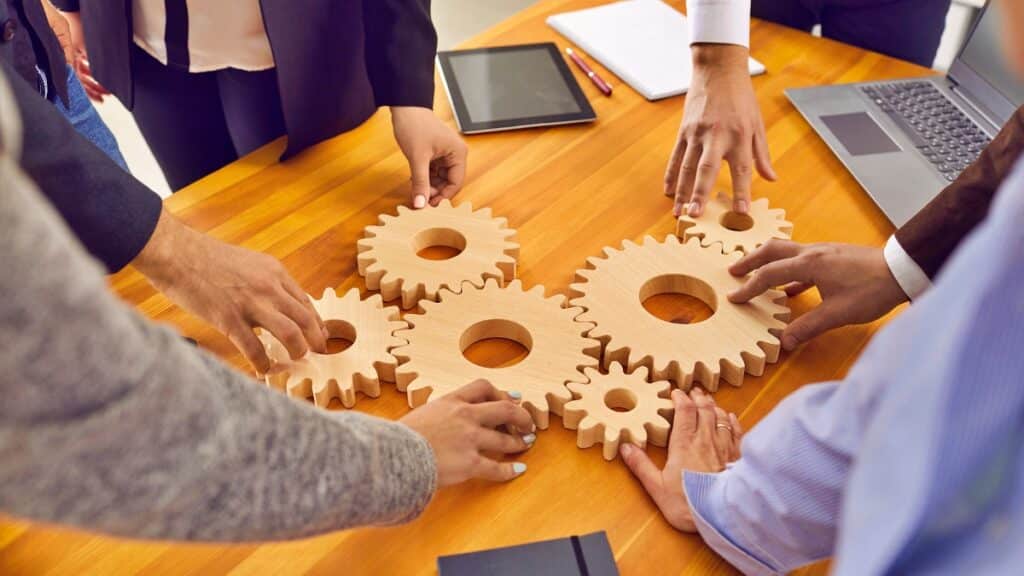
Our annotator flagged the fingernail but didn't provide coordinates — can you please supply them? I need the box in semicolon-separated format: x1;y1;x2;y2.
782;335;798;351
508;390;522;400
620;443;634;457
512;462;527;476
413;195;426;209
688;203;701;217
522;433;536;445
736;200;749;213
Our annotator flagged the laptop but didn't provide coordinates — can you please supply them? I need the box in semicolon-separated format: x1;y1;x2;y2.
786;1;1024;226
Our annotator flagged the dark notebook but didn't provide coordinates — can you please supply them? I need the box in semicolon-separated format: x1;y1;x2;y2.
437;531;618;576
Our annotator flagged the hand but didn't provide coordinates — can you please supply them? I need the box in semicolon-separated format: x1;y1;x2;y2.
133;208;327;374
621;388;742;532
400;379;536;486
728;239;909;351
56;10;110;102
665;45;776;218
391;106;468;209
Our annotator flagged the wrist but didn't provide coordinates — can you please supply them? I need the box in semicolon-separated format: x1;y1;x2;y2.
692;44;749;71
133;207;193;285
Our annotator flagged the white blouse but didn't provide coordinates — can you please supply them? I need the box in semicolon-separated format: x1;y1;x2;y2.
131;0;275;73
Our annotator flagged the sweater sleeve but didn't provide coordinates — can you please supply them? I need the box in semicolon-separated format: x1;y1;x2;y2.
47;0;80;12
0;122;437;541
5;60;161;273
363;0;437;108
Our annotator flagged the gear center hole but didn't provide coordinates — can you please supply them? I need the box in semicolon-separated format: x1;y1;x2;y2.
640;274;717;325
460;319;532;368
324;319;357;354
719;211;755;231
604;388;638;413
413;227;467;261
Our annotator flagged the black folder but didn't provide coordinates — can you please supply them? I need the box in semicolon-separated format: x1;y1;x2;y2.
437;531;619;576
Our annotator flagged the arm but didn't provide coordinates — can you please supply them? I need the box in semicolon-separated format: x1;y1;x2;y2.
362;0;436;108
667;1;775;218
890;106;1024;288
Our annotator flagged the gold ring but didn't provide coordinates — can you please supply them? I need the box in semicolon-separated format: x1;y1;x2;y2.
716;423;733;433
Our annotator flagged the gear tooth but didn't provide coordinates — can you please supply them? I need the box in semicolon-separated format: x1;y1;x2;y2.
642;235;659;246
505;278;523;291
752;197;771;209
622;238;639;250
608;361;626;376
600;245;619;259
527;283;547;297
475;205;493;218
321;287;337;299
665;233;682;245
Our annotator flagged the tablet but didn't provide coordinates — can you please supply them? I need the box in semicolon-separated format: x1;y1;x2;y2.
437;43;597;134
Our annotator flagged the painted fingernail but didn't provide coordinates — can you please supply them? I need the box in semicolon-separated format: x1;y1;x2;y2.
522;433;536;445
688;203;701;217
512;462;528;476
508;390;523;400
413;195;426;209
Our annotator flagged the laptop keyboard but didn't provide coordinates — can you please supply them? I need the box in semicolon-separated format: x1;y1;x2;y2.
861;81;992;182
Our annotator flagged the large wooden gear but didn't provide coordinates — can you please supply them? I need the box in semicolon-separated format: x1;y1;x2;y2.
258;288;407;408
676;194;793;254
563;363;674;461
357;200;519;309
393;278;601;429
569;235;790;391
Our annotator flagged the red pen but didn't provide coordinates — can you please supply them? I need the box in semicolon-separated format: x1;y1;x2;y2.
566;47;612;96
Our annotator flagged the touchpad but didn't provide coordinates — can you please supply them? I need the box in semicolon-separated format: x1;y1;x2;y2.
820;112;902;156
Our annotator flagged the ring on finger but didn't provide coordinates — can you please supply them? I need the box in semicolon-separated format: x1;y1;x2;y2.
715;423;733;433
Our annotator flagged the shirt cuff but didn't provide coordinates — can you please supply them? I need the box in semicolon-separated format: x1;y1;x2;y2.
687;0;751;47
684;469;782;576
883;235;931;300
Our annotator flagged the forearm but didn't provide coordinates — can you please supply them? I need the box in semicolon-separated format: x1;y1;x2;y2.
0;154;436;541
6;60;161;272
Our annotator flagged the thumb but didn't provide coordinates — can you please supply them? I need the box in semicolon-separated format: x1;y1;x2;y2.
620;443;664;500
781;305;838;350
409;154;432;209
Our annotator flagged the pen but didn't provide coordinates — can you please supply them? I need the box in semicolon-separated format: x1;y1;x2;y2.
566;47;612;96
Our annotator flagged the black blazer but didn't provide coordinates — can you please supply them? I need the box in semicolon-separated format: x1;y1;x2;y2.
50;0;438;159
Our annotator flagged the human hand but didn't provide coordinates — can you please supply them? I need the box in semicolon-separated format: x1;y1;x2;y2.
56;10;109;102
133;208;327;374
728;239;909;351
400;379;536;486
665;45;776;218
621;388;742;532
391;106;468;209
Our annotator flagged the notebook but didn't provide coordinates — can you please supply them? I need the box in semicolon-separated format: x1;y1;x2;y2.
547;0;766;100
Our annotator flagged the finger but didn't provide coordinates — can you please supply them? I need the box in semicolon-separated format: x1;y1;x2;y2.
472;457;527;482
784;282;814;297
674;143;702;217
475;428;533;454
280;280;328;345
472;400;535;432
690;388;718;444
409;154;433;209
250;309;309;360
620;443;665;501
435;156;466;203
664;389;699;471
272;285;327;354
448;379;505;404
728;239;802;278
727;257;812;303
664;135;686;198
712;407;733;462
686;145;724;218
781;305;840;351
227;322;272;375
753;122;777;181
729;412;743;460
726;145;754;214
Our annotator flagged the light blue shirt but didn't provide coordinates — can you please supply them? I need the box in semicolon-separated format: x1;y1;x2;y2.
684;160;1024;575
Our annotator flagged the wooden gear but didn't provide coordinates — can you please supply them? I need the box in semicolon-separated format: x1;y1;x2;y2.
357;200;519;309
569;235;790;391
393;278;601;429
676;194;793;254
259;288;407;408
563;363;674;461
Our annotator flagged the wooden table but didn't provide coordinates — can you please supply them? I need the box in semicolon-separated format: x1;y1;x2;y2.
0;1;934;574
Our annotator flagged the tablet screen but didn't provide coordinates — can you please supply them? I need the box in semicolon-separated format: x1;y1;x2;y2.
438;43;597;134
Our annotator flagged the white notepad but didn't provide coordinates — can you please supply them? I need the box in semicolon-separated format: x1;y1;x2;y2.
547;0;766;100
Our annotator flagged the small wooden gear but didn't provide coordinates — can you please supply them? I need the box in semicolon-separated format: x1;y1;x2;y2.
258;287;407;408
676;194;793;254
357;200;519;309
563;363;674;461
569;235;790;391
393;278;601;429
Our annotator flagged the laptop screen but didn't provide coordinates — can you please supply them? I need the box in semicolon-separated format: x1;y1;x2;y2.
950;2;1024;125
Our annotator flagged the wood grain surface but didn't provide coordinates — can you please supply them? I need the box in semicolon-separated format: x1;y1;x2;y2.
0;1;934;574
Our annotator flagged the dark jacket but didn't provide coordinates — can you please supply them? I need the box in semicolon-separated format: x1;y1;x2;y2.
49;0;438;159
1;0;69;105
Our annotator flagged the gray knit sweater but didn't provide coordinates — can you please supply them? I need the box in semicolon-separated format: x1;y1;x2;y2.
0;73;437;542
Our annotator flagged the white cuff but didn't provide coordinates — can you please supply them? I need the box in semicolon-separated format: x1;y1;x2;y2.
687;0;751;47
884;236;931;301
